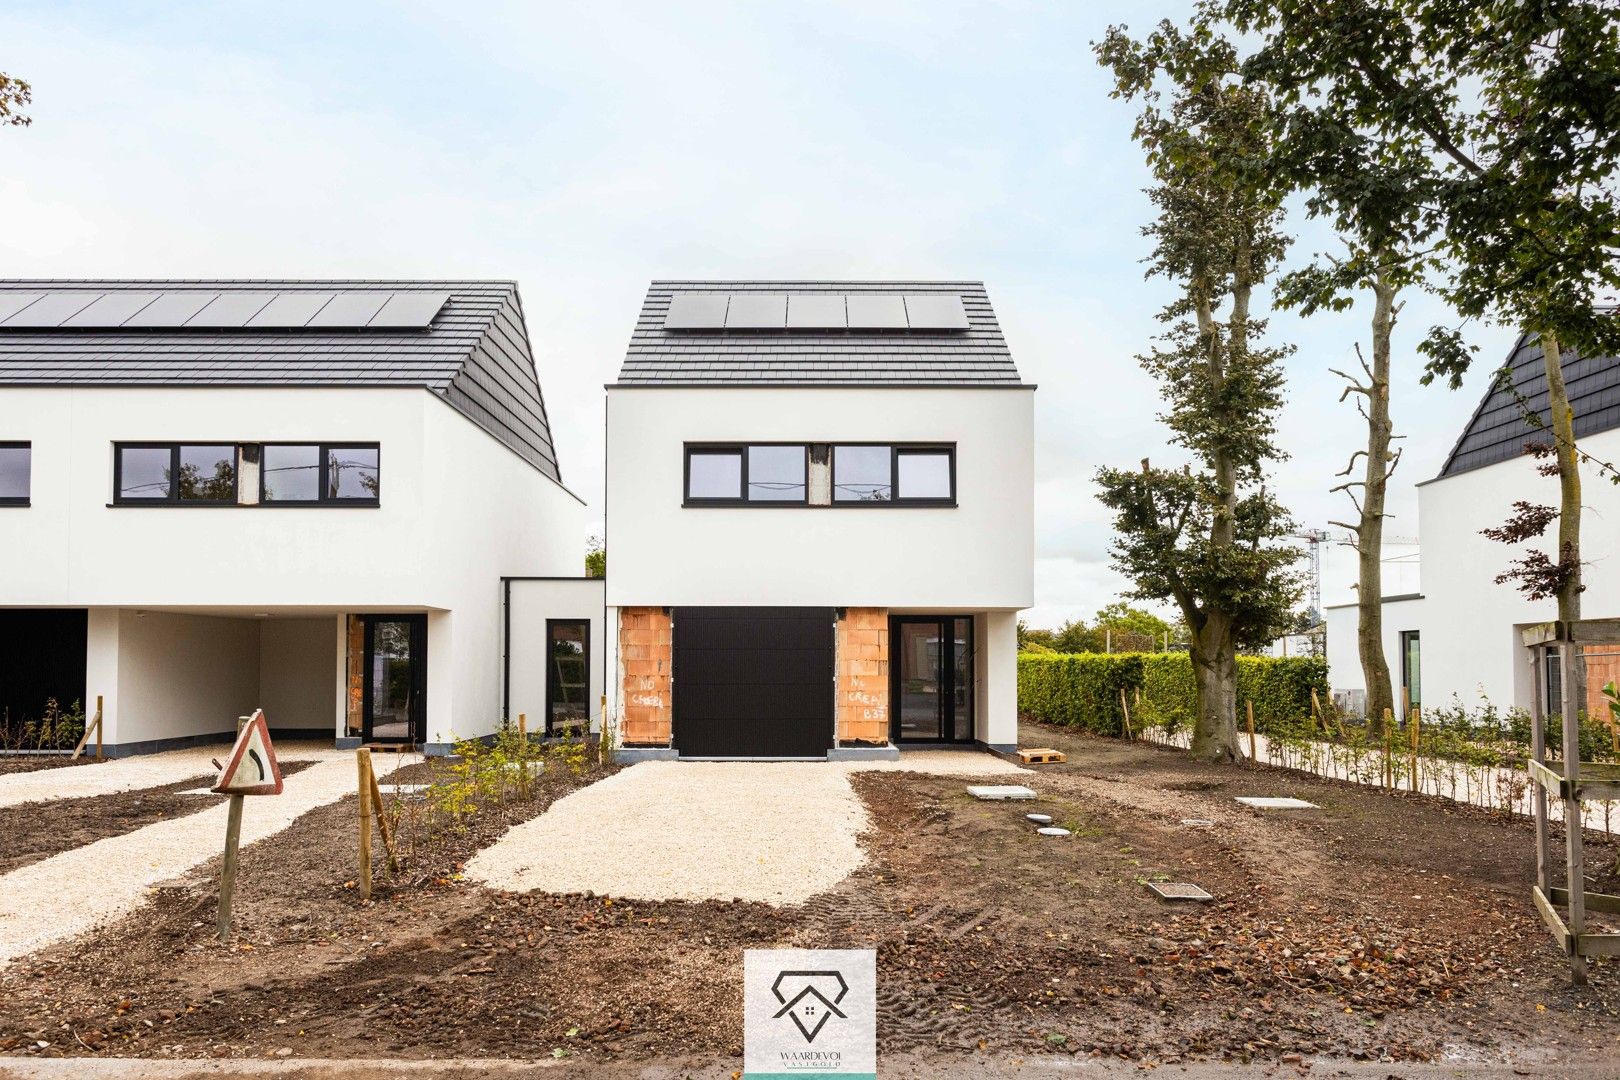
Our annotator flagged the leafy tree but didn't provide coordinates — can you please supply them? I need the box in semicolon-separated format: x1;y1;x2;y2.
1094;602;1175;652
585;534;605;579
0;73;29;127
1219;0;1444;730
1095;22;1304;761
1223;0;1620;702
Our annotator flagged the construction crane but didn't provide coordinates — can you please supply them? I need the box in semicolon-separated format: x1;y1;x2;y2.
1293;529;1333;626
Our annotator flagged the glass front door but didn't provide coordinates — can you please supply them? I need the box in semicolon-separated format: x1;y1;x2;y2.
890;615;974;743
363;615;426;744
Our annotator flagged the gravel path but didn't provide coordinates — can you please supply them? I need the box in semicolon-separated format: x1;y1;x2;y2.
0;753;404;966
0;742;346;809
466;751;1026;906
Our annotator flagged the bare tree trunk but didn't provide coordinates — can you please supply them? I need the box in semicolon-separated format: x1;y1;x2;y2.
1542;329;1585;709
1357;266;1398;732
1189;613;1241;761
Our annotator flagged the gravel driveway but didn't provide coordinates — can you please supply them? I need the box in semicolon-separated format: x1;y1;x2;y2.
0;752;406;965
465;751;1026;906
0;742;348;809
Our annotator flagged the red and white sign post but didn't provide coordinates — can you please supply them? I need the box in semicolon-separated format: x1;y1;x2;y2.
212;709;283;940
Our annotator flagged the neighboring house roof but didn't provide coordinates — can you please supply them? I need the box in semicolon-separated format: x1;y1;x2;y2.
1438;330;1619;479
613;280;1026;386
0;279;562;482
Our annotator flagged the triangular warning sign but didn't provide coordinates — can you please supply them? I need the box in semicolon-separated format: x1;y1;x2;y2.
212;709;284;796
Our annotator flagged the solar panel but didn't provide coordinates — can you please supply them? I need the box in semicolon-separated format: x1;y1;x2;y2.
786;294;846;329
845;294;907;330
1;292;102;327
304;291;389;328
185;292;279;328
904;294;969;330
368;291;449;328
122;292;219;328
0;293;46;324
247;292;336;328
725;293;787;329
62;292;163;327
664;294;728;329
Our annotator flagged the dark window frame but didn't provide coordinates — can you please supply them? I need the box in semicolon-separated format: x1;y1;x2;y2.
112;442;240;506
832;443;956;508
0;441;29;506
545;617;592;736
682;442;809;507
1399;629;1421;711
260;442;381;507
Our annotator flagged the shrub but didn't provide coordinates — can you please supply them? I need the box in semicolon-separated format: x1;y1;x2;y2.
1018;652;1326;736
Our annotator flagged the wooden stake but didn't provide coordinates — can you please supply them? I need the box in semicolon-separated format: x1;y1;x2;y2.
1310;687;1324;735
1246;700;1257;761
1382;708;1395;787
367;765;398;873
95;695;103;760
357;748;374;901
71;696;105;761
1117;688;1133;741
1409;708;1421;792
217;712;250;941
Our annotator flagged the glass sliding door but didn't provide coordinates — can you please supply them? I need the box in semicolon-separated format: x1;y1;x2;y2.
889;615;975;743
362;615;426;744
546;619;590;735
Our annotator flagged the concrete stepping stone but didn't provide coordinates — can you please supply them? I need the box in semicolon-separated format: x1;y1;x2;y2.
1147;882;1213;901
1235;796;1319;810
1036;826;1070;837
1025;813;1053;824
968;785;1036;801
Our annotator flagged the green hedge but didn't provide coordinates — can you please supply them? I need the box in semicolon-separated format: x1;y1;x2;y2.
1018;652;1328;737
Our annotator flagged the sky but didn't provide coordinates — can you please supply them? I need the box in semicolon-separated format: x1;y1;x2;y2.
2;1;1516;626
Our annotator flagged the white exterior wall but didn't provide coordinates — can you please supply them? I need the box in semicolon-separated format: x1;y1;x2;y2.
604;385;1034;609
1336;426;1620;713
0;385;586;747
505;578;607;734
259;618;339;732
110;610;261;745
1324;596;1425;709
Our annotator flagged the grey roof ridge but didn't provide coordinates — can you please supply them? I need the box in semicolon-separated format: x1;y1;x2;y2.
605;380;1038;390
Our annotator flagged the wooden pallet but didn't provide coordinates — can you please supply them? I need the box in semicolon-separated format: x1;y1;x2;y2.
1017;747;1066;764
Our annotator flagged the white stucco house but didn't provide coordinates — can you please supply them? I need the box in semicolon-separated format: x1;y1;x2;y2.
0;280;603;755
603;281;1035;759
1326;333;1620;718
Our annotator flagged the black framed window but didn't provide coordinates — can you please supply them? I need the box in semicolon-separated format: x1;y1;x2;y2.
114;442;379;506
833;445;892;502
747;445;807;502
0;442;29;505
114;443;237;504
833;444;955;506
261;443;379;504
261;444;322;502
546;619;590;735
684;444;808;505
327;445;380;502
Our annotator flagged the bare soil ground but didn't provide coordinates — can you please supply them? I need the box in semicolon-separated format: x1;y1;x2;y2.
0;763;318;875
1;724;1617;1073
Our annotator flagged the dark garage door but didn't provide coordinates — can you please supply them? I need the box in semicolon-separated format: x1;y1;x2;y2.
673;607;834;758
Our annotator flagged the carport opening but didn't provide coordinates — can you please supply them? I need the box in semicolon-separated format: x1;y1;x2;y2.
0;609;88;750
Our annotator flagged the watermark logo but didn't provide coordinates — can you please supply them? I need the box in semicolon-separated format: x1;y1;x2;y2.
744;949;875;1078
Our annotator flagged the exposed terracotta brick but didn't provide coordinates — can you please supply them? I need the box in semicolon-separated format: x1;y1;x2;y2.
836;607;889;746
619;607;672;746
